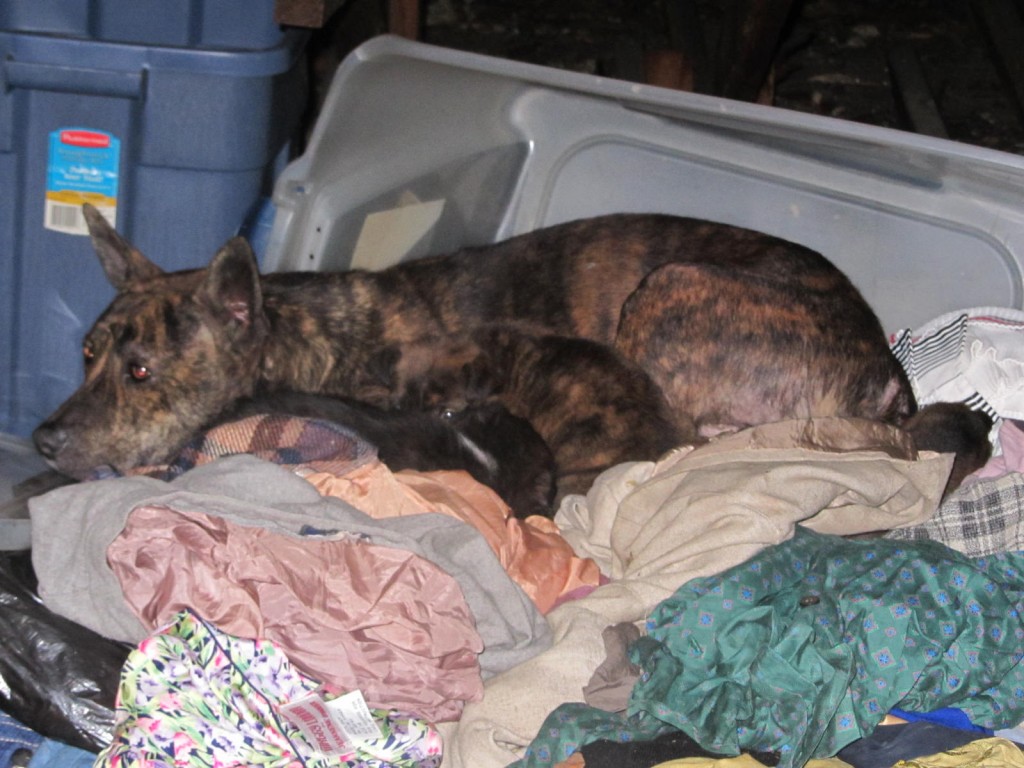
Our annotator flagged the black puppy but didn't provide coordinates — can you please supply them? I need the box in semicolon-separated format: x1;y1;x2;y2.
225;390;556;519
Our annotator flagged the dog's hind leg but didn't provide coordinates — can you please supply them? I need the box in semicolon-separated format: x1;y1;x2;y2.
615;261;912;431
616;261;989;497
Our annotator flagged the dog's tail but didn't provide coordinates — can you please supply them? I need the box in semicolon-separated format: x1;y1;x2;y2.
872;365;993;499
901;401;994;498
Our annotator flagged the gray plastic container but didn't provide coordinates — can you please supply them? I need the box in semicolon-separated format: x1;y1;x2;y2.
265;35;1024;334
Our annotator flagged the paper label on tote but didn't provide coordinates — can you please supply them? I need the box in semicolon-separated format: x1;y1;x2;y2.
44;128;120;235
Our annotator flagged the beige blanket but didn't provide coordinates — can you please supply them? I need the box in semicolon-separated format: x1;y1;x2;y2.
439;417;953;767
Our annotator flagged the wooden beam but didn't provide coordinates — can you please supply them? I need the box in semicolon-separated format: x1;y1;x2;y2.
973;0;1024;121
887;42;948;138
274;0;345;28
388;0;420;39
718;0;797;102
644;49;696;91
663;0;710;93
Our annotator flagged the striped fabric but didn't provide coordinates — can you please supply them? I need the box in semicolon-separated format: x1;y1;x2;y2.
889;307;1024;425
887;307;1024;556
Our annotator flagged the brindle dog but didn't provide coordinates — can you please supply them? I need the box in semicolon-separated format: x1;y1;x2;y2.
33;204;989;498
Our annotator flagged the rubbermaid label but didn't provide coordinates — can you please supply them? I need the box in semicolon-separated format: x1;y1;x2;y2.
45;128;120;235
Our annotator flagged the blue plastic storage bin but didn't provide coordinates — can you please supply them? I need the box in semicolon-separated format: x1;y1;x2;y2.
0;29;307;437
0;0;285;51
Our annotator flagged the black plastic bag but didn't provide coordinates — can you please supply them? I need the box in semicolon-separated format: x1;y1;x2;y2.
0;551;129;752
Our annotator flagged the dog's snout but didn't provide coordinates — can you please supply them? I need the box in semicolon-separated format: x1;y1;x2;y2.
33;423;68;460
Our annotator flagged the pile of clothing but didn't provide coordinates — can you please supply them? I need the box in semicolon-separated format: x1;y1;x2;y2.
5;308;1024;768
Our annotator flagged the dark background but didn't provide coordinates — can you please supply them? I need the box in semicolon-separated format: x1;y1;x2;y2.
298;0;1024;156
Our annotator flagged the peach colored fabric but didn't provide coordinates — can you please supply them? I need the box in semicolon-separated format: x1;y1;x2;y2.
299;461;601;614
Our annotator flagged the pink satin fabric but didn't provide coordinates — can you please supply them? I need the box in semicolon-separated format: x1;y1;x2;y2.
107;503;483;722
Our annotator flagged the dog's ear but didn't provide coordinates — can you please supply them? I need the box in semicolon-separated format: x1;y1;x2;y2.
197;237;264;331
82;203;164;291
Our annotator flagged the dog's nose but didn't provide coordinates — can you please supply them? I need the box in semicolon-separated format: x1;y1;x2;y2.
33;423;68;460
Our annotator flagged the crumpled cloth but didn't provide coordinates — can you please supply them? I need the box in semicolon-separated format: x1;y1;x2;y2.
302;461;601;614
581;622;642;713
30;455;551;682
558;417;951;581
839;721;986;768
890;307;1024;453
965;420;1024;482
510;703;782;768
96;609;444;768
894;737;1024;768
108;504;483;722
0;711;42;767
438;418;953;767
94;411;598;615
886;470;1024;557
629;528;1024;768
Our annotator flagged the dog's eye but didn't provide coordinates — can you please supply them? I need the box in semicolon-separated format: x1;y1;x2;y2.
438;406;457;419
129;363;151;382
83;345;95;362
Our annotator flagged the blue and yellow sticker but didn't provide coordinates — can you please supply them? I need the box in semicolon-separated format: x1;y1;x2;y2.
45;128;120;235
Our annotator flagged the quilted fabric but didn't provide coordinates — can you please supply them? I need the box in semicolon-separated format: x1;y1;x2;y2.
92;413;377;481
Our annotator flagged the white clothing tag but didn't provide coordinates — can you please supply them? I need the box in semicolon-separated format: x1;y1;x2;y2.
279;693;353;756
324;689;383;746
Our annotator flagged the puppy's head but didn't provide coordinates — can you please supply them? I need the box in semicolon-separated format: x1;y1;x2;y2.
445;402;557;519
